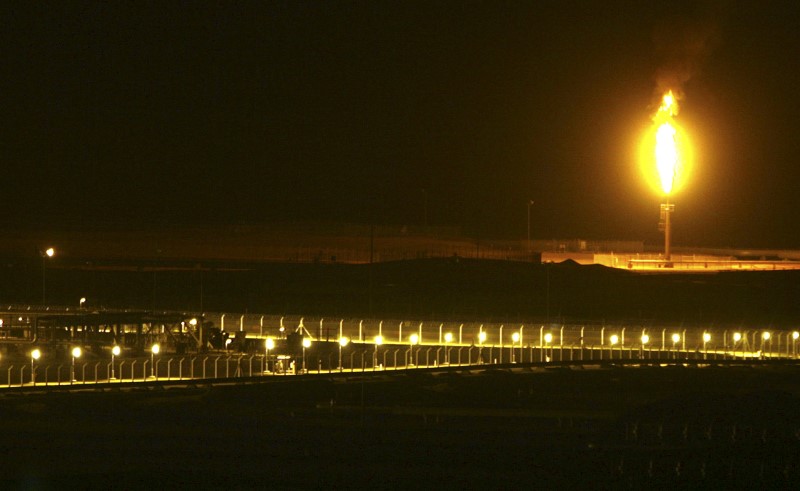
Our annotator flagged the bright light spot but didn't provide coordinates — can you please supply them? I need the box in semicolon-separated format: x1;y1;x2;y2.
225;338;232;347
189;318;197;326
71;347;82;358
303;338;312;348
152;343;160;355
31;349;41;360
733;332;742;342
478;331;487;344
45;247;55;258
543;333;553;344
793;331;799;340
112;345;121;356
444;333;453;343
512;332;520;343
671;333;681;344
639;90;693;196
762;332;771;341
265;338;275;350
609;334;619;345
703;332;711;343
641;334;650;345
409;333;419;345
339;336;350;347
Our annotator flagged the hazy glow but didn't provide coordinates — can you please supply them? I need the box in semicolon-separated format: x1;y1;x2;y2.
478;331;487;344
31;348;41;360
609;334;619;345
339;336;350;347
303;338;312;348
444;332;453;343
112;345;121;356
762;331;771;341
640;334;650;345
373;335;383;346
152;343;160;355
265;338;275;350
543;333;553;344
71;347;82;358
703;332;711;343
733;332;742;342
511;332;520;343
671;333;680;344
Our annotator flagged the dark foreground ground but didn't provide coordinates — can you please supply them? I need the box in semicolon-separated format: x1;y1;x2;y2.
2;363;800;489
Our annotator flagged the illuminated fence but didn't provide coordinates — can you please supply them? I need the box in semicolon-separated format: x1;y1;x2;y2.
2;317;799;389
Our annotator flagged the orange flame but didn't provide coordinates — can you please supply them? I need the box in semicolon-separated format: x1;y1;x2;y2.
639;90;692;197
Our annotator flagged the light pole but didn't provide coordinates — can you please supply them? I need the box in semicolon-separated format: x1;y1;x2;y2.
478;331;486;364
338;336;350;371
703;332;711;359
671;333;680;359
302;338;311;374
444;332;453;364
609;334;619;360
41;247;55;306
373;335;383;370
641;334;650;359
732;332;742;358
793;331;799;357
111;345;120;380
71;346;81;383
31;348;41;385
265;338;275;373
543;332;552;362
151;343;160;379
762;331;771;357
409;333;419;366
511;332;520;363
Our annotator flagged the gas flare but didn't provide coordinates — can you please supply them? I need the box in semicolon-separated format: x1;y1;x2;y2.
639;90;692;197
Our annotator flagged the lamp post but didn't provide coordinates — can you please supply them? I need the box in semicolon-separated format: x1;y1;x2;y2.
302;338;311;373
671;333;681;359
609;334;619;360
793;331;799;357
543;332;552;362
41;247;55;306
703;332;711;359
732;332;742;359
444;332;453;365
110;345;120;380
641;334;650;359
151;343;160;379
477;331;486;364
71;346;81;383
373;335;383;370
338;336;349;371
31;348;41;385
409;333;419;366
762;331;771;357
265;338;275;373
511;332;520;363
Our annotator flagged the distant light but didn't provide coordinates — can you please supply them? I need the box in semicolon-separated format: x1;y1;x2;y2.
225;338;232;347
152;343;160;355
641;334;650;345
71;347;82;358
512;332;520;343
409;333;419;345
303;338;312;348
373;335;383;346
703;332;711;343
671;333;680;344
733;332;742;342
265;338;275;350
31;349;41;360
793;331;800;341
45;247;55;258
478;331;487;344
609;334;619;345
112;345;121;356
339;336;350;347
762;331;771;341
444;333;453;343
189;318;198;326
543;333;553;344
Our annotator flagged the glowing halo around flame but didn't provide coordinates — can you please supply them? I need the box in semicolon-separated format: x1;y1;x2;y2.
638;90;694;197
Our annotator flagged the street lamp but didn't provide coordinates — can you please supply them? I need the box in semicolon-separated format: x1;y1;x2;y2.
703;332;711;359
671;333;681;359
609;334;619;360
478;331;487;364
543;332;552;362
71;346;82;383
338;336;350;371
265;338;275;373
111;345;120;380
41;247;55;305
79;297;86;309
444;332;453;364
511;332;520;363
151;343;160;379
31;348;41;385
793;331;799;357
302;338;311;374
409;333;419;366
373;335;383;370
641;334;650;359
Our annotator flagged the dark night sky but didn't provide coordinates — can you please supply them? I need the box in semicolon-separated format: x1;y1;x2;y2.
3;1;800;248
